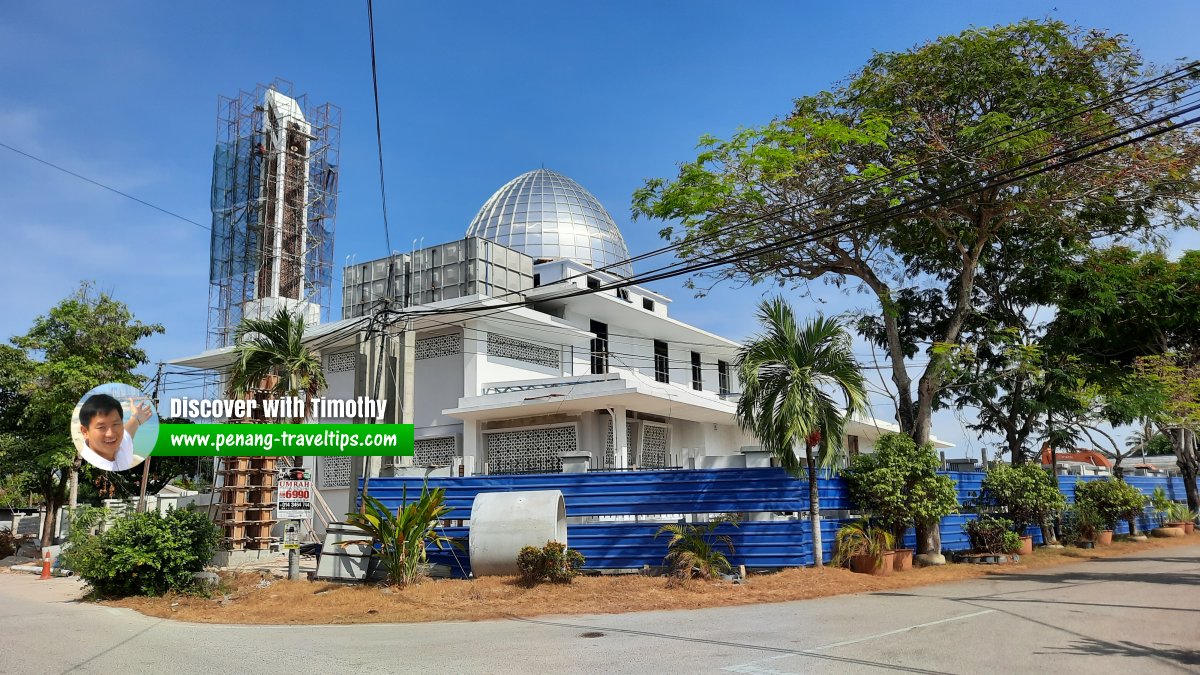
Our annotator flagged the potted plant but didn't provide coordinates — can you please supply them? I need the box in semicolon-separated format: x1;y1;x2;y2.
1166;502;1197;535
1150;487;1172;528
979;464;1066;552
965;515;1021;561
1074;479;1147;543
1062;502;1103;548
832;519;895;576
843;434;958;571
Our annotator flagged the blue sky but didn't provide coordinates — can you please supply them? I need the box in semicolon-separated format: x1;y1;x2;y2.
3;1;1197;457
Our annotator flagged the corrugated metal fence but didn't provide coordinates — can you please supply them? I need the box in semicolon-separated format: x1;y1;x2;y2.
363;469;1196;576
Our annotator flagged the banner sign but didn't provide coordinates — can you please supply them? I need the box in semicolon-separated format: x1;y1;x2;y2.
151;423;414;457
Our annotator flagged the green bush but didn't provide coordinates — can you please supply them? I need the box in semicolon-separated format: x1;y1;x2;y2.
979;464;1065;531
344;487;456;587
1074;479;1146;531
965;515;1020;554
1061;502;1104;545
516;541;585;585
844;433;958;541
60;507;220;598
656;516;738;580
0;528;17;558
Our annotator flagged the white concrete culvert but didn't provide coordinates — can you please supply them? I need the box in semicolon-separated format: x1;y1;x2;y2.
468;490;566;576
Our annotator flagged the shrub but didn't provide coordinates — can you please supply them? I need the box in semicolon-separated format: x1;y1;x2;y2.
831;518;895;568
1150;487;1172;526
978;464;1065;531
1166;502;1198;524
60;507;220;598
516;541;585;585
1074;479;1146;531
844;433;958;542
965;515;1020;554
0;528;17;559
1061;502;1104;545
344;486;456;587
656;516;738;580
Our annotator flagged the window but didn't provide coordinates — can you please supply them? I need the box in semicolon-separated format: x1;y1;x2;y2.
654;340;669;383
591;320;608;374
616;287;631;302
586;276;600;290
691;352;702;391
848;434;860;457
718;360;730;395
533;273;541;287
642;298;655;311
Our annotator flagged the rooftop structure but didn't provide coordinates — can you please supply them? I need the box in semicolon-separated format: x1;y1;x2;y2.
466;168;634;278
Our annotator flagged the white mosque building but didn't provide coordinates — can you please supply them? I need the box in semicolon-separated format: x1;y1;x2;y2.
173;168;950;526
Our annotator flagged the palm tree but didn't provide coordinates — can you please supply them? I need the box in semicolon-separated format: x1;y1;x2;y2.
736;298;868;567
228;308;327;465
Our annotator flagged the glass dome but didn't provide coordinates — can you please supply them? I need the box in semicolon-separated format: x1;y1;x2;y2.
466;169;634;278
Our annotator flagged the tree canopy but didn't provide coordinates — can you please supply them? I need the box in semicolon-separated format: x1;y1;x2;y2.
633;19;1200;449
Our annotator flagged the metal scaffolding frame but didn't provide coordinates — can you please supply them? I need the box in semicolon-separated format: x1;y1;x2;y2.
207;78;341;350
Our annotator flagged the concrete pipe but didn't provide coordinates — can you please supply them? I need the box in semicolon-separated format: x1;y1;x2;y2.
469;490;567;576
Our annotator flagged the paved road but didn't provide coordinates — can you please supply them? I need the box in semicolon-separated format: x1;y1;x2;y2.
1;545;1197;674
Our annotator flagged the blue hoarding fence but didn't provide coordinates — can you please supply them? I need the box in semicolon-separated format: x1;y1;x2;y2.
364;468;1196;576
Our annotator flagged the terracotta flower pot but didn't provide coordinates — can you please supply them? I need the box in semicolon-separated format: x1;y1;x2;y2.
892;548;914;572
1018;535;1034;555
1152;527;1185;538
849;551;894;576
1097;530;1113;546
1167;521;1194;535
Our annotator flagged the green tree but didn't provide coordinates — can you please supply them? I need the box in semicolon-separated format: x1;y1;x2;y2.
1134;354;1200;510
735;299;867;567
0;283;163;546
978;464;1066;544
844;433;958;545
227;308;326;465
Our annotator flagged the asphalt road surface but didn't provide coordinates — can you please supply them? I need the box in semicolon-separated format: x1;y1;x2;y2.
1;545;1197;674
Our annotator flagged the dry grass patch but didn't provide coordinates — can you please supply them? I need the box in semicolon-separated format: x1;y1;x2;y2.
104;535;1198;625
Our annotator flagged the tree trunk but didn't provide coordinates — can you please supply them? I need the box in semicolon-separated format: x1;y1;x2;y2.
914;518;944;565
806;443;822;568
1040;519;1058;546
1173;428;1199;512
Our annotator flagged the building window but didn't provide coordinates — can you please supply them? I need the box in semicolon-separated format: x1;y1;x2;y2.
654;340;669;383
642;297;655;311
848;434;860;457
616;287;631;302
591;320;608;374
691;352;702;391
533;273;541;287
586;276;600;290
718;360;730;395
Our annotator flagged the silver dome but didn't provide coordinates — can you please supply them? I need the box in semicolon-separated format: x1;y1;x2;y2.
466;169;633;277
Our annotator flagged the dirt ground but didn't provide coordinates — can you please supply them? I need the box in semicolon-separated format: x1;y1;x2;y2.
104;535;1198;625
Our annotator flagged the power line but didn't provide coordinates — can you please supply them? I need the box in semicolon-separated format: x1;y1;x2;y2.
0;141;210;232
366;0;394;254
389;84;1200;325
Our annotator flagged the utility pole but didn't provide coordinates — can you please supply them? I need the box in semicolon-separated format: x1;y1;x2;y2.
137;364;163;513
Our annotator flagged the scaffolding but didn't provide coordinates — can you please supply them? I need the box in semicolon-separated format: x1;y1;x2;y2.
207;78;340;349
205;79;339;550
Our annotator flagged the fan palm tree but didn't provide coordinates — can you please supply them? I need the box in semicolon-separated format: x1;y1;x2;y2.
228;308;326;464
736;298;868;567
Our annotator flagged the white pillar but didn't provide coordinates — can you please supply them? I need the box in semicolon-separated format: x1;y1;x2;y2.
463;419;480;469
613;406;629;468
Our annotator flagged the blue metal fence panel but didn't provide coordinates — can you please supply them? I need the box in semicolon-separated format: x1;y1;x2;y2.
365;468;815;519
363;469;1198;573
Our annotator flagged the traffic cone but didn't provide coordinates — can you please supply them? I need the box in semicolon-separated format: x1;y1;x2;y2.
39;550;52;580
